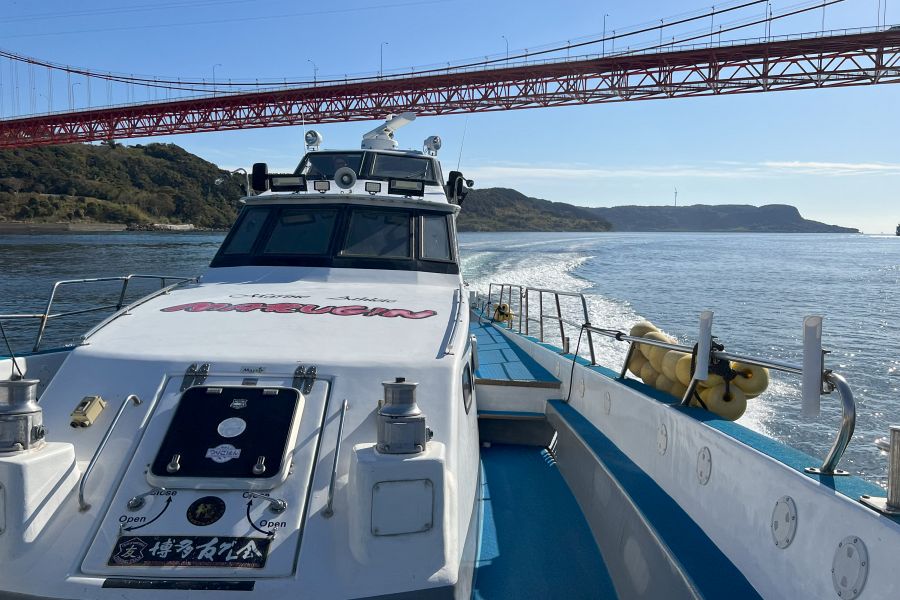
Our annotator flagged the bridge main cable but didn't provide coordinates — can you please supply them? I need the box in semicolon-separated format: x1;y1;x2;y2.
0;27;898;148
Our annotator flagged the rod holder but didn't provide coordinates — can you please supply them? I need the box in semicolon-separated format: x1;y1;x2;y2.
801;315;824;418
860;425;900;515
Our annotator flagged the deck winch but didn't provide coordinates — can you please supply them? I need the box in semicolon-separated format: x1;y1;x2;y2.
376;378;432;454
0;379;45;453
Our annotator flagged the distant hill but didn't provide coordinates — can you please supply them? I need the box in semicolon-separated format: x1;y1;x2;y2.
460;188;857;233
0;144;858;234
457;188;612;232
589;204;859;233
0;143;243;228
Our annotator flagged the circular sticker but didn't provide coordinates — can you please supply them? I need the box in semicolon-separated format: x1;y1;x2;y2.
217;417;247;438
187;496;226;526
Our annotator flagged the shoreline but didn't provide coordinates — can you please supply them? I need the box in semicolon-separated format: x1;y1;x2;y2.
0;222;227;234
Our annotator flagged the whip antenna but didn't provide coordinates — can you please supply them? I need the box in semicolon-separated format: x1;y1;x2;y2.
456;116;469;171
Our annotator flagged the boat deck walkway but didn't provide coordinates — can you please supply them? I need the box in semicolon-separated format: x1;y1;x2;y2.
470;319;559;389
474;444;616;599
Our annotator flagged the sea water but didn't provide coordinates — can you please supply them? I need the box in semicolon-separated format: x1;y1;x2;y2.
1;231;897;484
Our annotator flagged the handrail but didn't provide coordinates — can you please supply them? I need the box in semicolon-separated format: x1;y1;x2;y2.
443;285;465;355
78;394;143;512
523;287;595;364
322;398;349;518
809;373;856;476
0;274;196;352
480;281;860;476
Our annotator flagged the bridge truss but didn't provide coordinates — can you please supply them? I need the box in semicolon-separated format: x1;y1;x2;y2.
0;29;898;148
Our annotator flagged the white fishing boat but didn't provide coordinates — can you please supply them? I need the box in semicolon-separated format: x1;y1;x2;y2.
1;114;899;599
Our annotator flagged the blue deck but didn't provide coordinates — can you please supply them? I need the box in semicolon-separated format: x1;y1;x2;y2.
474;444;616;599
470;320;558;387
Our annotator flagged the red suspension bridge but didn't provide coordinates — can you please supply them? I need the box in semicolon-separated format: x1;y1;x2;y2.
0;26;898;148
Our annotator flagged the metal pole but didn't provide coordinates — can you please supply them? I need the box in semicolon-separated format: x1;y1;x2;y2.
539;293;544;341
524;289;530;335
502;35;509;65
380;42;389;77
554;293;565;345
212;63;222;96
603;14;609;56
887;426;900;509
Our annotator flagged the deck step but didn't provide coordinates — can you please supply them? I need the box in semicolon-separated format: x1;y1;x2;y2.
470;319;560;388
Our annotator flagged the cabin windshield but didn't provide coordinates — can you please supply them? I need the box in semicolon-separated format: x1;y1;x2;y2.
294;151;440;185
211;204;457;274
296;152;364;180
370;154;435;183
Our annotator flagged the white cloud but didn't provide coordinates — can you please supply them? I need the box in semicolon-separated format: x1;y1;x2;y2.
463;160;900;183
760;161;900;175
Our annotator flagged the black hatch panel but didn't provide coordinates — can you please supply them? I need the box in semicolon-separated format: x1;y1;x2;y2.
151;386;300;480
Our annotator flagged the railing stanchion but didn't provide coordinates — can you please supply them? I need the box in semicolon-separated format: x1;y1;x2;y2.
555;293;565;344
538;293;544;341
619;342;636;379
524;288;530;336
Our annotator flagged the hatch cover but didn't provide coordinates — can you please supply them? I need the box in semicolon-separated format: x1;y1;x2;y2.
150;386;300;480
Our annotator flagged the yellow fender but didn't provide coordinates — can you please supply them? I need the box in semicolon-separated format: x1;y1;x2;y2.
661;350;687;382
492;303;515;324
698;384;748;421
628;351;648;378
640;362;659;388
629;321;659;338
730;362;770;398
675;354;694;386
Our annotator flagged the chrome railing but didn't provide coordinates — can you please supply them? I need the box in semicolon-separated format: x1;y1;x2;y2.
524;288;595;365
583;324;855;475
486;283;525;333
479;285;596;365
0;274;196;352
478;281;857;476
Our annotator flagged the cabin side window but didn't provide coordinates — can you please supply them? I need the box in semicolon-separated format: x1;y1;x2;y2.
422;214;452;261
462;363;474;414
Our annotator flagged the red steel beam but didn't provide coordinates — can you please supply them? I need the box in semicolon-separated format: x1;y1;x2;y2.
1;30;899;148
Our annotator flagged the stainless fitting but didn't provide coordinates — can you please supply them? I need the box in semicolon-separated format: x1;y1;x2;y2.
376;378;430;454
861;425;900;515
0;379;45;453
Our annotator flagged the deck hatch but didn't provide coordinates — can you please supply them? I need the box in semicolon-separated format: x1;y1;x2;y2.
150;386;300;480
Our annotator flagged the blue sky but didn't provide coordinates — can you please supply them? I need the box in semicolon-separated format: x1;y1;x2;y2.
1;0;897;233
